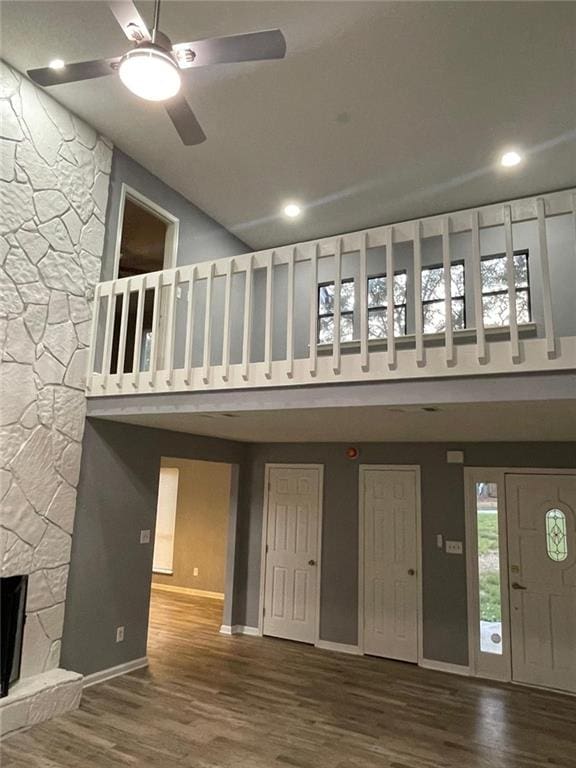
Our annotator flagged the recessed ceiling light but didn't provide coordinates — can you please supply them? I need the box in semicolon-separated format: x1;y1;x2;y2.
49;59;65;70
500;150;523;168
283;203;302;218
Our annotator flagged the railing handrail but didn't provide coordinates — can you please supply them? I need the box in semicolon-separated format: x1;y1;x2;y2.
87;187;576;397
98;187;576;291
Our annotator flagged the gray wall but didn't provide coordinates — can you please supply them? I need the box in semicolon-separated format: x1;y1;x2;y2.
101;148;249;281
61;419;247;676
152;458;231;593
64;419;575;675
238;441;576;665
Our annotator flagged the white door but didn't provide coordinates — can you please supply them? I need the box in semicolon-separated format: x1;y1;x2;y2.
262;466;322;644
507;474;576;694
361;468;419;661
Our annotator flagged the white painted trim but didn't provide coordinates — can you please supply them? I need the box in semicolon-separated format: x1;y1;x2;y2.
358;465;423;664
466;467;576;476
258;463;324;644
151;583;224;600
419;658;470;677
83;657;148;688
219;625;259;636
112;183;179;279
315;639;362;656
152;568;174;575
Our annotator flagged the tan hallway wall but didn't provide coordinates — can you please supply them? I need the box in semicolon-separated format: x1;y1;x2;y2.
152;458;231;594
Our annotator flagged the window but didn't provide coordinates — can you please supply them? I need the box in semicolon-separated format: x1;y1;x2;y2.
367;272;407;339
421;263;465;334
475;481;502;655
545;508;568;562
152;467;179;574
318;280;355;343
481;251;531;327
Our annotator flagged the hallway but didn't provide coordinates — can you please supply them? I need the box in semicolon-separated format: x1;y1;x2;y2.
3;590;576;767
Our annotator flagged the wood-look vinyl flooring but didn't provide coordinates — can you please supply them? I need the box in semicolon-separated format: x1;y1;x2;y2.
3;590;576;767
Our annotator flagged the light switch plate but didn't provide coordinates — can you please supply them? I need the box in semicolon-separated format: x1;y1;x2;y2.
140;529;151;544
116;626;125;643
446;450;464;464
445;540;463;555
193;567;199;577
436;534;443;549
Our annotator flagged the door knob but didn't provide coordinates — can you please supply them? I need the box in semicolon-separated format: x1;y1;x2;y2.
511;582;527;590
407;568;416;576
308;559;316;566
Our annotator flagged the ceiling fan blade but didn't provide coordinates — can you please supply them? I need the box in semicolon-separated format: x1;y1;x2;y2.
27;57;121;87
172;29;286;70
108;0;151;42
164;95;207;146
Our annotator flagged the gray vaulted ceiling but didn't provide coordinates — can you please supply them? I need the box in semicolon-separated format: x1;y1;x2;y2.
2;1;575;250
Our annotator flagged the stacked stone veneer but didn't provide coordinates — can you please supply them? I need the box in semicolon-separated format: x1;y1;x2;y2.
0;61;111;736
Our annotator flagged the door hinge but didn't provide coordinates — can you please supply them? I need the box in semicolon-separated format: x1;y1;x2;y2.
265;544;269;553
262;607;265;617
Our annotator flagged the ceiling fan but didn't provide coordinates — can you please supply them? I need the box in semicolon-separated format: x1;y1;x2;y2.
27;0;286;145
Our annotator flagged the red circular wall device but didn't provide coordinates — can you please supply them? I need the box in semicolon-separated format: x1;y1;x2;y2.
345;447;359;460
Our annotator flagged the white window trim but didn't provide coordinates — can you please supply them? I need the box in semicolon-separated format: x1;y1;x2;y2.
152;466;179;576
112;183;179;280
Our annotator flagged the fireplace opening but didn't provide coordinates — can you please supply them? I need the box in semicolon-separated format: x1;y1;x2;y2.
1;575;28;698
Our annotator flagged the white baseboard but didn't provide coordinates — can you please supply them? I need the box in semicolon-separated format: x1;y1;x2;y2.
83;657;149;688
219;625;259;636
315;639;362;655
151;583;224;600
419;658;470;676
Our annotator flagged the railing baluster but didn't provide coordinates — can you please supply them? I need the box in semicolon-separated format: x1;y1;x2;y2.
100;286;115;391
359;233;369;371
148;272;162;387
116;279;131;388
202;264;214;385
165;270;179;385
309;244;319;377
471;210;487;363
241;256;253;381
386;227;396;370
332;237;342;374
442;217;454;365
413;221;424;366
286;247;295;378
222;259;234;381
85;283;101;391
536;198;556;358
183;267;196;386
504;205;520;362
264;252;274;380
132;275;145;388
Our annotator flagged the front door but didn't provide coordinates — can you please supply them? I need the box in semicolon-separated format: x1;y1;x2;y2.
262;466;322;644
506;474;576;694
361;468;419;661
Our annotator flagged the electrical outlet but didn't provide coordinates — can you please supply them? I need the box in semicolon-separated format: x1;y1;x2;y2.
445;540;463;555
140;529;151;544
193;567;199;577
116;626;125;643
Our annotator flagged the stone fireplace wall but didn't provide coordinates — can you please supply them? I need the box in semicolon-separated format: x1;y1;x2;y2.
0;61;111;734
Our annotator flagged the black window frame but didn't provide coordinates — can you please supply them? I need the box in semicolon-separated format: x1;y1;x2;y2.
420;259;467;334
480;249;532;327
366;270;408;338
317;278;355;344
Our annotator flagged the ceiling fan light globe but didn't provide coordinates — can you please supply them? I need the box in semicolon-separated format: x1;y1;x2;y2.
119;47;181;102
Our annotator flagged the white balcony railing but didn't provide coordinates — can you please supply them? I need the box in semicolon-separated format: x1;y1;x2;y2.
87;189;576;397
